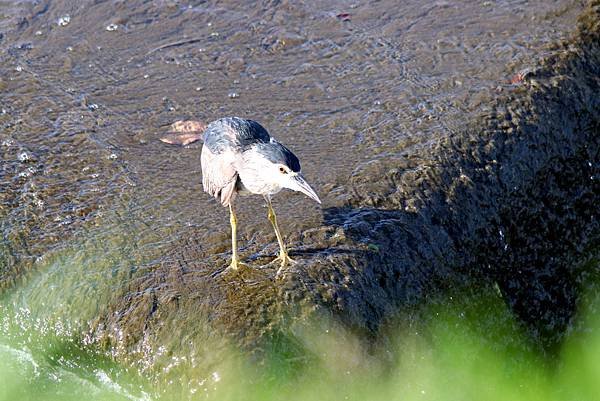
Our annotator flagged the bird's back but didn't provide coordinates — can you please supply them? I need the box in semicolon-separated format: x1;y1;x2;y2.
203;117;270;155
201;117;271;206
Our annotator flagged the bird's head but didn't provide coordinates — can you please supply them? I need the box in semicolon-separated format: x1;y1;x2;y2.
240;139;321;203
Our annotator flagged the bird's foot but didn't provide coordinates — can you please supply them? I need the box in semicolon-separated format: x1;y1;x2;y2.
274;252;295;267
273;252;296;277
227;258;249;271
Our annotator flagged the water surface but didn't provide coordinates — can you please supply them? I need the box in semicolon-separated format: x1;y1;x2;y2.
0;0;589;398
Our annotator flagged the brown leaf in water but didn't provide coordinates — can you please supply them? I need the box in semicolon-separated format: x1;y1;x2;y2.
336;13;351;21
160;132;204;146
509;68;532;85
170;120;206;133
160;120;207;145
510;72;525;84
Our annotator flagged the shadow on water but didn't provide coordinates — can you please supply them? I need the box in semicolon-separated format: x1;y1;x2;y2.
320;127;599;352
298;13;600;352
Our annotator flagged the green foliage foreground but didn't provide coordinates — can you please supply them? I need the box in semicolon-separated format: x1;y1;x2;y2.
2;280;600;401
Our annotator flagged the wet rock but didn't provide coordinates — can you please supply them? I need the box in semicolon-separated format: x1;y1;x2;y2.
0;0;597;391
93;2;600;363
57;15;70;26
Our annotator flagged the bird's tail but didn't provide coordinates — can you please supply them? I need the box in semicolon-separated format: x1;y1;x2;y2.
160;120;206;146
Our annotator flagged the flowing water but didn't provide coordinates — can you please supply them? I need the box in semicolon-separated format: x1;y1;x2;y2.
0;0;592;399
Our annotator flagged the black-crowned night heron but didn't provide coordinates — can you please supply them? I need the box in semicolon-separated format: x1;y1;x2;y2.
200;117;321;270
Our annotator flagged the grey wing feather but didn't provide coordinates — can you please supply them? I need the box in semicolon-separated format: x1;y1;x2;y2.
200;117;271;206
201;145;238;207
203;117;270;154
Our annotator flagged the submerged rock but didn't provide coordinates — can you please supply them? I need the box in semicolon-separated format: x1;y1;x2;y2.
94;0;600;370
0;0;598;394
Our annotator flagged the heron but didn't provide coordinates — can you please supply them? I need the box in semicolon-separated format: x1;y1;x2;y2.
165;117;321;270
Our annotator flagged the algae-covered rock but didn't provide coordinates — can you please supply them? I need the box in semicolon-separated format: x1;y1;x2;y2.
0;0;598;393
93;1;600;369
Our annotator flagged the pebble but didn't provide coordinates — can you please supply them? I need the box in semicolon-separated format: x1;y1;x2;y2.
58;15;71;27
19;167;36;178
18;152;30;162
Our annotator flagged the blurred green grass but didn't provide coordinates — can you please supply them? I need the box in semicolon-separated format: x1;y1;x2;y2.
2;277;600;401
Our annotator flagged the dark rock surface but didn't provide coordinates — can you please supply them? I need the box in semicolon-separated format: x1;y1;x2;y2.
94;2;600;369
0;0;598;389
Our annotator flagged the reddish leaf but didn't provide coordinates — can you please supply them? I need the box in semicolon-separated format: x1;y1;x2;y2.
160;132;204;146
169;120;206;133
160;120;206;145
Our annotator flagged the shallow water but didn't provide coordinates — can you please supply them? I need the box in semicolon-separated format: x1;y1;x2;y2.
0;0;591;398
0;0;583;260
0;344;140;401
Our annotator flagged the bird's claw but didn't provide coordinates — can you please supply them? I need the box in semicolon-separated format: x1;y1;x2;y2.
274;252;296;277
227;259;249;271
275;252;295;266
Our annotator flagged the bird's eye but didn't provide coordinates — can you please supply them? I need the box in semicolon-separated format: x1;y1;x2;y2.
279;166;288;174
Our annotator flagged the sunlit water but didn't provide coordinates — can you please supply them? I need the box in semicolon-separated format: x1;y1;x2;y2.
0;342;150;401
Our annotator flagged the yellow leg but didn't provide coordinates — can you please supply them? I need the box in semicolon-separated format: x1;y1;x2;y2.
229;203;240;269
265;197;294;267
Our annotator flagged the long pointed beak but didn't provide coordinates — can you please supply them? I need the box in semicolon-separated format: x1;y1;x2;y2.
288;174;321;204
